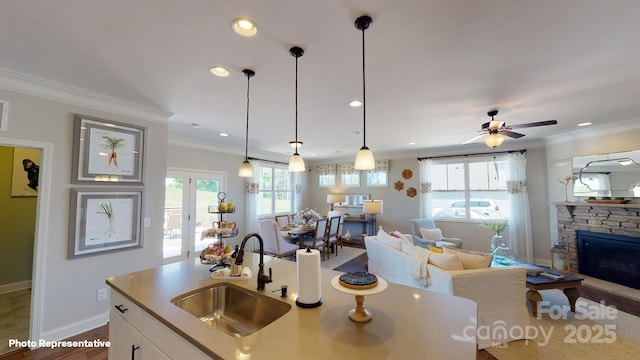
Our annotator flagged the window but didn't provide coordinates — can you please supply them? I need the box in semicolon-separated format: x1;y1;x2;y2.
339;163;360;187
431;157;508;220
366;170;388;187
316;164;337;187
258;164;294;216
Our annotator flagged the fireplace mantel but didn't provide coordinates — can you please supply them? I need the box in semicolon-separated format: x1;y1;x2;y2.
554;202;640;274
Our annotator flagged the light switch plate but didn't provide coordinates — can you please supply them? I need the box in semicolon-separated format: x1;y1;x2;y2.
144;217;151;227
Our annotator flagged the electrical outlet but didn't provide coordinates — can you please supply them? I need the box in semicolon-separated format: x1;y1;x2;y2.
97;288;108;301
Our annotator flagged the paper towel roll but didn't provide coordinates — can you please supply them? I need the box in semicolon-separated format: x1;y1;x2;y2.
296;248;322;308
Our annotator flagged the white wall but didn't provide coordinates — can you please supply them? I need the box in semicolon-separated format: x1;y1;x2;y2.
0;78;169;342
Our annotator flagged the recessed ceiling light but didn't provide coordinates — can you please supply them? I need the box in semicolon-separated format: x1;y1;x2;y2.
210;66;229;77
191;123;200;128
219;132;229;137
232;18;257;37
408;142;416;145
577;122;592;127
349;100;362;107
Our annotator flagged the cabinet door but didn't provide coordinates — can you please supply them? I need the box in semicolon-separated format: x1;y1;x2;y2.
109;310;142;360
142;338;171;360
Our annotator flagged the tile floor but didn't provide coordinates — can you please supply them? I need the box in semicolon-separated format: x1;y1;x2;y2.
0;288;30;356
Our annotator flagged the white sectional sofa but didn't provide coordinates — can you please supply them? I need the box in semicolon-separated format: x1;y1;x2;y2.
364;233;531;349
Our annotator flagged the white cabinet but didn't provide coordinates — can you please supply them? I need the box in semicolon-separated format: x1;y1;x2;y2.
109;289;211;360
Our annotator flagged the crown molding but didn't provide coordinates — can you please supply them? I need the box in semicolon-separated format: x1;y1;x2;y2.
168;135;290;163
0;67;172;123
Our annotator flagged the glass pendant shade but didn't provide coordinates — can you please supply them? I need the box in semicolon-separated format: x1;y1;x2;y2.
238;160;253;177
288;152;306;172
483;133;507;148
354;146;375;170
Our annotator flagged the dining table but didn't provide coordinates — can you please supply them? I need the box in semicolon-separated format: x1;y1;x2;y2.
280;224;316;248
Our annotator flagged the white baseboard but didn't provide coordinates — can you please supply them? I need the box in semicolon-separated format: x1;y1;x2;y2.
0;280;31;294
35;312;109;349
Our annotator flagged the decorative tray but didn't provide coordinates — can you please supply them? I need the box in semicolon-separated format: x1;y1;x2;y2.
584;199;630;204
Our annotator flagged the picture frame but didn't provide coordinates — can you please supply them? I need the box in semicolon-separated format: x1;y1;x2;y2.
0;100;8;131
11;147;41;197
69;188;144;258
72;114;146;185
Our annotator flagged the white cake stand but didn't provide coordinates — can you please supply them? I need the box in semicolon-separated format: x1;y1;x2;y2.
331;275;388;323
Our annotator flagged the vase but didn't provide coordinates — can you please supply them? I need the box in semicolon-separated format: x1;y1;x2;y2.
489;234;516;265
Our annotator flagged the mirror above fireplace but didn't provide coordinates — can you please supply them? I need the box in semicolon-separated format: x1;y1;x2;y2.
572;150;640;198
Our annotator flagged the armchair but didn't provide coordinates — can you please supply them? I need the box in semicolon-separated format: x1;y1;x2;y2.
410;218;463;248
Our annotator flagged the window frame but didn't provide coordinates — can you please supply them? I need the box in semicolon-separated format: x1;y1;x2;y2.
365;170;389;187
257;163;294;217
430;156;508;221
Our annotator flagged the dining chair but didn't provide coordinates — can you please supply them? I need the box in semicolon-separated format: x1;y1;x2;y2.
258;219;299;258
302;217;328;257
275;214;291;227
325;215;342;260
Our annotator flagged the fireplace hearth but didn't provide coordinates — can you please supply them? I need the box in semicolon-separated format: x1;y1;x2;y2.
577;230;640;290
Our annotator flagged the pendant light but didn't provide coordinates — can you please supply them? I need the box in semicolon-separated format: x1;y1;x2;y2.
238;69;255;177
353;15;375;170
288;46;306;172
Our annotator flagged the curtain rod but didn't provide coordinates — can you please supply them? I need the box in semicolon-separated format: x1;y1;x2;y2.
248;156;288;165
417;149;526;161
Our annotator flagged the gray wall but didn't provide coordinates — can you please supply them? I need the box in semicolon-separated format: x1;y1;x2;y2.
0;84;169;341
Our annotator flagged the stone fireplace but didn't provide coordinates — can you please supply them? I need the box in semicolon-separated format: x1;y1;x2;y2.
556;202;640;289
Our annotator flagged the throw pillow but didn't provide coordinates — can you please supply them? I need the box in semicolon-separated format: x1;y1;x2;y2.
443;247;493;269
390;230;403;238
427;252;464;270
376;229;402;250
428;245;443;253
420;227;443;241
401;235;413;254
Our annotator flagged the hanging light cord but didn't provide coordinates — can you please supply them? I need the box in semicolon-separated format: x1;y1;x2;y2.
244;73;250;161
294;54;300;154
361;24;367;148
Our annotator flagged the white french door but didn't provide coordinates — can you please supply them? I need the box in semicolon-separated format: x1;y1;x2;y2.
163;169;226;264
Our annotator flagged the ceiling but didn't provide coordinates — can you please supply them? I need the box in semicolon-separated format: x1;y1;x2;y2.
2;1;640;162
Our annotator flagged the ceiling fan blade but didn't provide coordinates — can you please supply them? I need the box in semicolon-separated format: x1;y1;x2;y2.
462;133;486;145
501;130;525;138
509;120;558;129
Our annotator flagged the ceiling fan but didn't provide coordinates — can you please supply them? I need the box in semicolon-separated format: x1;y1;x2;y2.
463;109;558;148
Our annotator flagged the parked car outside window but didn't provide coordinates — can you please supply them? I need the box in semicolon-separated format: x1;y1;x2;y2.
433;199;501;219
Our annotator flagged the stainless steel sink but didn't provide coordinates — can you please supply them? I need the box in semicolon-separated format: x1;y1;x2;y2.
171;282;291;337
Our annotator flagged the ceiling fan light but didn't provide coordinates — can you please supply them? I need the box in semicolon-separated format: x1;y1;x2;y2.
354;146;375;170
238;160;254;177
483;133;507;148
288;153;306;172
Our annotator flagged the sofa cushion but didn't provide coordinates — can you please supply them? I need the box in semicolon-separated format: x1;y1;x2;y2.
427;252;464;270
420;227;443;241
377;229;402;250
443;247;493;269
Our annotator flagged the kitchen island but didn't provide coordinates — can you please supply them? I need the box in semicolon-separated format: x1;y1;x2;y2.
106;252;477;359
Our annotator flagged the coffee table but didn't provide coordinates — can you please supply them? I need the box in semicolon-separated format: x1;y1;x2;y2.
526;271;583;317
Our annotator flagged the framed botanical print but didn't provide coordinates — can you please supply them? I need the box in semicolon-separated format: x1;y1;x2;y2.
71;114;145;184
69;188;143;258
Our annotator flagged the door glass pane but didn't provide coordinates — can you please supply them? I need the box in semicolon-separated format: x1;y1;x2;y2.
194;178;221;252
163;177;183;258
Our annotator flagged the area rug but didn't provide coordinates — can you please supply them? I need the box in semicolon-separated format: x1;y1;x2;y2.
486;289;640;360
283;246;366;271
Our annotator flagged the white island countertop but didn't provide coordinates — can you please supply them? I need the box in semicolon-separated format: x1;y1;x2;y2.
106;252;477;360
